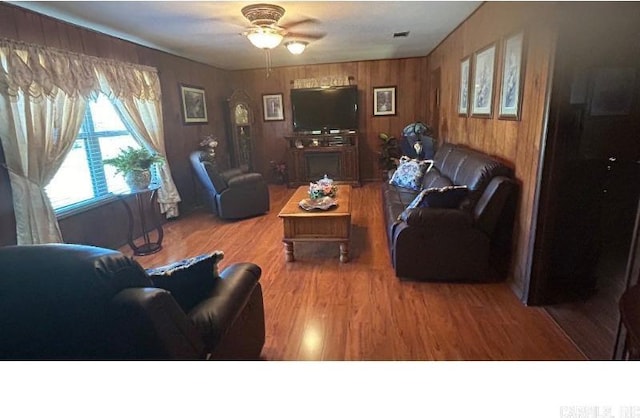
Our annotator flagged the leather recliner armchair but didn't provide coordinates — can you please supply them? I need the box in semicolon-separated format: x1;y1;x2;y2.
190;151;270;220
0;244;265;360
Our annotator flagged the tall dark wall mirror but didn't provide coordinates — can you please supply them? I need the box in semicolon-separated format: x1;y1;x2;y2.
227;90;254;171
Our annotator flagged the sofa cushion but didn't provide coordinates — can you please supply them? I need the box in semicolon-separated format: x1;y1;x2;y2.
432;142;456;169
432;143;512;209
382;182;418;233
421;167;454;190
146;251;224;312
383;186;419;207
389;157;433;191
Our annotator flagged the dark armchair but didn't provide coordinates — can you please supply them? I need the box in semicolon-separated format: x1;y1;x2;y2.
190;151;269;220
0;244;265;360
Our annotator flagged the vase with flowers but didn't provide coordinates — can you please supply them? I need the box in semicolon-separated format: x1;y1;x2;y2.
309;175;338;200
199;134;219;162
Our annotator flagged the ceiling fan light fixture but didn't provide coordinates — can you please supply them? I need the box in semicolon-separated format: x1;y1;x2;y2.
241;4;285;27
246;27;284;49
285;41;308;55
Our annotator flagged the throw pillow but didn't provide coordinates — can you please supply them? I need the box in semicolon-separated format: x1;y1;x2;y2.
398;185;469;221
146;251;224;312
389;157;434;191
422;185;469;209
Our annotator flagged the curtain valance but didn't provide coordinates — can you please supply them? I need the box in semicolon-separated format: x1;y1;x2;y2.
0;38;160;101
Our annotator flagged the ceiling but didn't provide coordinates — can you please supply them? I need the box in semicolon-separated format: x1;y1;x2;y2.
11;1;481;71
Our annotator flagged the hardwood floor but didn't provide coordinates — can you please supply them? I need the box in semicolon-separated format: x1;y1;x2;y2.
545;237;630;360
121;182;585;360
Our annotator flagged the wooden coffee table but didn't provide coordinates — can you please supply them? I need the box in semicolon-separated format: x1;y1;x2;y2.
278;185;352;263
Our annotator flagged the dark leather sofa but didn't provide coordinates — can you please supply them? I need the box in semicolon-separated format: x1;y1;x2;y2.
382;143;517;281
190;150;270;220
0;244;265;360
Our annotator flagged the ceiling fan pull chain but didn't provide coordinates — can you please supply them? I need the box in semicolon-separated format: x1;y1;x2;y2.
265;48;272;78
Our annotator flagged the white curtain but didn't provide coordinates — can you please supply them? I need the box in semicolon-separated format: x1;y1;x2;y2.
102;70;181;218
0;38;178;243
0;42;89;244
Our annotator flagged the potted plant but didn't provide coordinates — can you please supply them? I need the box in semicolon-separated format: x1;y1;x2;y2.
270;160;287;185
104;146;164;190
378;132;400;178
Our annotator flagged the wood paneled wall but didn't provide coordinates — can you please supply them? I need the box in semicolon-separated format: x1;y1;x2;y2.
230;57;429;182
427;2;560;299
0;3;233;247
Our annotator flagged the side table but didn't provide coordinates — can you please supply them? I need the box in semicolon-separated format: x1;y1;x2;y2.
116;185;164;256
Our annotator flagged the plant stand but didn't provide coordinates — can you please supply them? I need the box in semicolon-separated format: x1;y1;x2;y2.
116;185;164;256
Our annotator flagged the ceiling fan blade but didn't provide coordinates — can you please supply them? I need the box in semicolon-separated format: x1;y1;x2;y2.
281;17;320;30
285;32;326;41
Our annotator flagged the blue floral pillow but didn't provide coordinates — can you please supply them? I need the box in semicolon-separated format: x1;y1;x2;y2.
389;157;434;191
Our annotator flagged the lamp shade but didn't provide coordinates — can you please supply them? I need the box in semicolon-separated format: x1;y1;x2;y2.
246;27;284;49
285;41;308;55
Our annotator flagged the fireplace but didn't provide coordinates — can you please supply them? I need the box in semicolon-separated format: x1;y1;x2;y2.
305;152;341;180
284;134;359;187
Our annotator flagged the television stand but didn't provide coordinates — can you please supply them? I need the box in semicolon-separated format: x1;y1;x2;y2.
284;133;360;187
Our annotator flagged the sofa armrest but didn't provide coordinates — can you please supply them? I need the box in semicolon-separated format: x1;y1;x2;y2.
400;207;473;229
111;288;205;359
473;176;517;236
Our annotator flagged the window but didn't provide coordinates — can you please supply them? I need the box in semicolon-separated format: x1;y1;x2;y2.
45;94;143;214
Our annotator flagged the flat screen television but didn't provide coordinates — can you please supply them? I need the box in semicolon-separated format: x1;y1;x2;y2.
291;85;358;132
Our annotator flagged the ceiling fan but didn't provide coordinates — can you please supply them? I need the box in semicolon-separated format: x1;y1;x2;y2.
241;3;324;56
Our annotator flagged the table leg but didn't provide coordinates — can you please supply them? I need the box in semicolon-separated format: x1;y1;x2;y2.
284;241;295;262
340;242;350;263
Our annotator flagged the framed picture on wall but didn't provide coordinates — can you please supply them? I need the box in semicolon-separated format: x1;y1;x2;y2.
471;43;497;118
262;93;285;121
179;84;208;124
499;32;525;120
459;56;471;116
373;86;396;116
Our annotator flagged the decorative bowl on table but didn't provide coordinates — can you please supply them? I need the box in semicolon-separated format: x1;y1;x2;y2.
298;196;338;211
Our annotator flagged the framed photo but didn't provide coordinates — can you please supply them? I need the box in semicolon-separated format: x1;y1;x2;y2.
471;43;497;118
589;67;636;116
179;84;208;124
373;86;396;116
262;93;284;121
459;56;471;116
499;32;525;120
